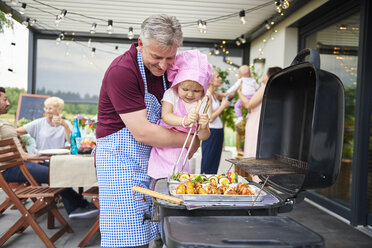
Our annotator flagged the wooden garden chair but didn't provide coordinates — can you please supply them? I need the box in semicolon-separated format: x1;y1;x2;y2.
78;186;99;248
0;138;73;248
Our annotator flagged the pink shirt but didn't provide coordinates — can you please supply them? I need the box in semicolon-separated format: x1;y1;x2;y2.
97;43;171;138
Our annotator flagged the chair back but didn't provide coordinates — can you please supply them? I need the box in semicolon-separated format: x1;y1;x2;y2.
0;138;38;186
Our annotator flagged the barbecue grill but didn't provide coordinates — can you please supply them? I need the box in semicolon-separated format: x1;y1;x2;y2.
140;49;344;248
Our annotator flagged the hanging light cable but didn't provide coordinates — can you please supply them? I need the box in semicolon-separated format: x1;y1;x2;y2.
239;10;246;24
107;20;113;34
90;23;97;34
128;27;134;40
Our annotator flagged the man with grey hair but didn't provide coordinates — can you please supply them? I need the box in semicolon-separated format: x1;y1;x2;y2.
96;14;199;247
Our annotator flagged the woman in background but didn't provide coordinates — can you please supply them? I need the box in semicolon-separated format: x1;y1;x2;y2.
201;69;230;174
16;96;72;152
238;67;282;157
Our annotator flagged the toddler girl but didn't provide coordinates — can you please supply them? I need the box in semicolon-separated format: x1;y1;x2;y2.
147;49;212;179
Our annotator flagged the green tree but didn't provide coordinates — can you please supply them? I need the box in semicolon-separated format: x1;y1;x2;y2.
4;87;26;114
0;11;13;32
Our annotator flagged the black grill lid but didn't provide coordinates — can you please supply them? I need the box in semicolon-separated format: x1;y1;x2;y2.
230;49;345;198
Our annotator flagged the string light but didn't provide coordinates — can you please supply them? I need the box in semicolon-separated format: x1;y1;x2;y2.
201;21;207;33
22;18;30;27
56;32;65;42
265;21;271;30
275;1;282;13
107;20;113;34
235;38;241;46
128;27;134;40
30;19;36;26
91;47;96;57
239;35;246;44
56;9;67;21
239;10;246;24
19;3;26;15
7;9;13;17
90;23;97;34
197;19;203;31
214;44;220;55
282;0;290;9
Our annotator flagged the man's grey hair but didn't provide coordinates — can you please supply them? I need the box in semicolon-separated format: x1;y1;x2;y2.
140;14;183;47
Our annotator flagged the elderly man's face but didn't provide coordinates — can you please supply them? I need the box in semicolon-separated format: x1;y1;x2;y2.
138;38;178;77
0;92;10;115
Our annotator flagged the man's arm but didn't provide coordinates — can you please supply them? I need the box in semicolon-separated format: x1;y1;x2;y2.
120;109;199;158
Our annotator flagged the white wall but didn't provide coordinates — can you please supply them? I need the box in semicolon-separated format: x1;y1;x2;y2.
249;0;328;75
0;17;29;89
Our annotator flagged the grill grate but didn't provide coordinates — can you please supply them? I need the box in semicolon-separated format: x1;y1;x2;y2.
275;155;308;170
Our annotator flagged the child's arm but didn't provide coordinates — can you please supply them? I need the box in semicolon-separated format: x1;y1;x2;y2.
224;79;241;97
162;101;198;127
197;113;210;141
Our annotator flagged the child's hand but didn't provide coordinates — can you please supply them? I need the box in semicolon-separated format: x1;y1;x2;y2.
198;113;209;129
185;111;198;126
221;97;230;109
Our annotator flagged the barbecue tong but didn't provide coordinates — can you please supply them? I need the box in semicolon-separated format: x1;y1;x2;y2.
171;95;210;177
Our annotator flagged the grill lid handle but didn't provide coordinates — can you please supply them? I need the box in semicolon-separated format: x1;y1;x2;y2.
290;48;320;69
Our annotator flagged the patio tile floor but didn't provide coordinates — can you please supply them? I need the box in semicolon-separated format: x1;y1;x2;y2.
0;190;371;248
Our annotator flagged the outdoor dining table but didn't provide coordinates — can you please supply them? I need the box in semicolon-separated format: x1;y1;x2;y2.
49;153;99;247
49;154;98;188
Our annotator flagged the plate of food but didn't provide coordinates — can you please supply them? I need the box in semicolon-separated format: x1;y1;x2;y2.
167;172;265;201
38;149;70;155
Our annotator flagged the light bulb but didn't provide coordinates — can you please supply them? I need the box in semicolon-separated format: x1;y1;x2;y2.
22;18;30;27
128;27;134;40
91;48;96;57
90;23;97;34
239;10;246;24
19;3;26;15
30;19;36;26
202;21;207;34
107;20;113;34
282;0;290;9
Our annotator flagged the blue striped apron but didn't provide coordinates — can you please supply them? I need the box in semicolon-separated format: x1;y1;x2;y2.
96;50;166;247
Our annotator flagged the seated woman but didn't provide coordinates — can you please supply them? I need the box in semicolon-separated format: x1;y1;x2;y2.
16;96;72;153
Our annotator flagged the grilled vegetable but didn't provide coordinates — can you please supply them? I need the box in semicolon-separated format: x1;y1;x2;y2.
176;184;186;194
218;176;230;185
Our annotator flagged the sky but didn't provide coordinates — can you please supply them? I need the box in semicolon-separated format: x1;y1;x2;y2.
0;16;29;89
0;15;242;98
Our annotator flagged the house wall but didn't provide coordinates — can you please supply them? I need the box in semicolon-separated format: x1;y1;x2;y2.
249;0;328;76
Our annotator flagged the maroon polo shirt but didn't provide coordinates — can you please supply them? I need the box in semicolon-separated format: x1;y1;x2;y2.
97;43;171;138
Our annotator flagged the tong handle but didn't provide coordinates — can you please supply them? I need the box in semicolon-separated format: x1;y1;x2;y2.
188;100;202;128
132;186;184;205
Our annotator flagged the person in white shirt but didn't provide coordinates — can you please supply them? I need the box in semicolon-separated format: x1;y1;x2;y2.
223;65;259;125
16;97;72;153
